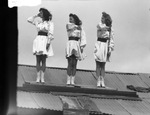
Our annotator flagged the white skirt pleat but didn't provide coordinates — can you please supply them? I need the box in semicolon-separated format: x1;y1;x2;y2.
94;41;108;62
66;40;86;60
33;35;54;57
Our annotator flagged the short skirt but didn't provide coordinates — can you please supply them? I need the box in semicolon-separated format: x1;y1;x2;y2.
33;35;54;57
66;40;86;60
94;41;109;62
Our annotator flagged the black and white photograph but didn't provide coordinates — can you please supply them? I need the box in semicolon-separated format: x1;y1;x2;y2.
4;0;150;115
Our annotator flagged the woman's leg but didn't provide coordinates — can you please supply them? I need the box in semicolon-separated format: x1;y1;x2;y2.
36;55;41;72
96;61;101;86
71;55;78;84
96;61;101;78
41;55;47;72
36;55;41;82
41;55;47;83
67;57;72;76
100;62;106;78
100;62;106;87
72;56;78;76
66;57;72;84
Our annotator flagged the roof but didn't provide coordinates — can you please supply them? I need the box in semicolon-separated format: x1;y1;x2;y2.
17;64;150;90
17;90;150;115
17;91;62;111
17;64;150;115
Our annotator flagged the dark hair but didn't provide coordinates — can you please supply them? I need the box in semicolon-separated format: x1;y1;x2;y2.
102;12;112;31
39;8;52;21
69;13;82;26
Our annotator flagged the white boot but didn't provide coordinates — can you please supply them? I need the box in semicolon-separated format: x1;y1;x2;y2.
101;76;105;87
67;75;71;85
41;71;45;83
71;76;75;85
97;76;101;87
36;71;41;83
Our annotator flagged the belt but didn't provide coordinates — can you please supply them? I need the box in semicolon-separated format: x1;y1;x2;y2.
97;37;108;42
38;31;48;36
69;37;80;41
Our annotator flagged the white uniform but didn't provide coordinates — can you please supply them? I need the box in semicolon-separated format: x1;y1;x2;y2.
94;22;114;62
27;16;54;57
66;23;86;60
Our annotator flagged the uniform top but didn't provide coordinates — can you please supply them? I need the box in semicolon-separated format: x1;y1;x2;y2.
66;23;81;38
27;16;54;40
97;22;110;38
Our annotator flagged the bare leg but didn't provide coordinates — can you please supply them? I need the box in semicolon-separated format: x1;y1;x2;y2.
66;57;72;84
100;62;106;87
36;55;41;82
70;55;77;85
96;61;102;86
36;55;41;72
100;62;106;78
40;55;47;83
67;57;72;76
72;56;78;76
96;61;101;78
41;55;47;72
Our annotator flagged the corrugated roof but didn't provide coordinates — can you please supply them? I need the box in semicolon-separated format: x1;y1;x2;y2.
91;98;130;115
92;72;128;91
92;97;150;115
31;92;63;111
18;65;36;83
17;91;40;109
17;107;62;115
118;99;150;115
17;67;25;87
138;73;150;87
17;64;150;115
115;73;148;88
142;99;150;110
17;91;63;111
17;91;150;115
137;92;150;99
46;68;67;85
59;96;83;109
17;64;150;92
76;96;100;112
75;71;96;86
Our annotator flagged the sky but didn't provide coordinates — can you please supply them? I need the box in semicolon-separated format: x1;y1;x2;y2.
18;0;150;73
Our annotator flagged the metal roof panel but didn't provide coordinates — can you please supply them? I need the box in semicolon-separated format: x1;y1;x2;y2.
17;91;63;111
138;73;150;87
92;72;128;91
118;99;150;115
137;93;150;99
75;71;96;86
31;92;63;111
17;67;25;87
17;91;40;109
91;98;130;115
116;73;148;88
